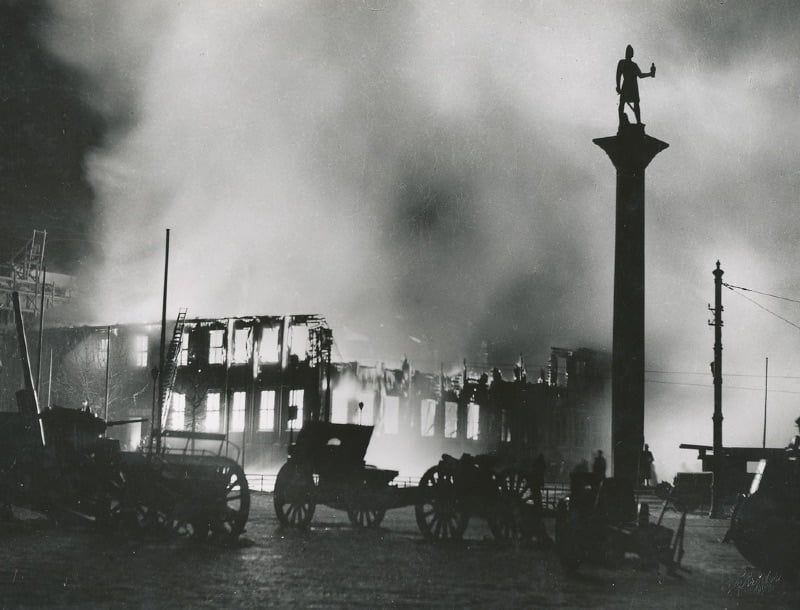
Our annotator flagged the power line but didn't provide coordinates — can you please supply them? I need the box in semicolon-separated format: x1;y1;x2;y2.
724;284;800;332
646;378;800;394
722;282;800;305
646;369;800;379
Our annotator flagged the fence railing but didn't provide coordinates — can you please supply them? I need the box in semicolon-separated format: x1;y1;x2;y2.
246;472;571;506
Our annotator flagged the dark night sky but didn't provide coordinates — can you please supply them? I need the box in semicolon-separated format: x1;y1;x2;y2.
0;0;103;272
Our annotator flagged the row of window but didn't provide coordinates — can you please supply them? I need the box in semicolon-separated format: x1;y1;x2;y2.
98;326;310;370
168;389;304;433
99;335;149;367
329;396;480;440
167;391;481;440
181;326;308;366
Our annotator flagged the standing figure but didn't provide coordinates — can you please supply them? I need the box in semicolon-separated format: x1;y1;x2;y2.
592;450;607;484
616;44;655;126
531;453;546;507
787;416;800;452
641;443;655;487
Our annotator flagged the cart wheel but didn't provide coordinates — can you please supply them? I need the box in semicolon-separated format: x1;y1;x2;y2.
210;461;250;540
274;462;316;528
489;468;547;544
487;469;524;543
347;507;386;528
415;464;468;541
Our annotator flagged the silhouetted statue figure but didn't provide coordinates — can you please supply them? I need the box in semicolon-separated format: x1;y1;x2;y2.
617;44;655;126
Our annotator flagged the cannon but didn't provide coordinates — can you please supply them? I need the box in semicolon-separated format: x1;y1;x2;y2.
0;292;123;524
414;452;550;545
0;402;124;524
554;473;685;572
725;456;800;574
274;421;417;528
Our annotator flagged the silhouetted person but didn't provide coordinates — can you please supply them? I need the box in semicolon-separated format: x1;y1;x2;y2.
617;44;655;126
641;443;655;487
788;416;800;452
531;453;546;507
592;450;607;482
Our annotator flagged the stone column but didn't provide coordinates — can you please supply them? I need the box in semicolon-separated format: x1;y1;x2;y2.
593;124;668;484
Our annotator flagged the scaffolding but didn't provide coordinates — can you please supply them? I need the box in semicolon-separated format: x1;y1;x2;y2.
0;230;70;326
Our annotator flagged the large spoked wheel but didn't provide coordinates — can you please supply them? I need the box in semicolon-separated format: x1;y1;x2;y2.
489;468;548;544
274;462;316;528
415;465;469;542
347;507;386;528
210;460;250;540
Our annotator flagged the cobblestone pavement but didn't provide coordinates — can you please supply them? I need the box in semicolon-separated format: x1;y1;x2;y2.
1;494;799;608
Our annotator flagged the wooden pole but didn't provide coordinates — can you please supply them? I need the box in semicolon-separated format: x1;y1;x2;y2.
36;266;46;395
156;229;170;454
763;357;768;449
104;325;112;421
46;348;53;409
709;261;724;518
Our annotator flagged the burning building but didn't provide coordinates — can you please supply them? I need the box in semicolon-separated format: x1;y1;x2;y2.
0;310;609;479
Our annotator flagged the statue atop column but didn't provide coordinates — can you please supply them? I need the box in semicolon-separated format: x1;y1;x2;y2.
616;45;655;127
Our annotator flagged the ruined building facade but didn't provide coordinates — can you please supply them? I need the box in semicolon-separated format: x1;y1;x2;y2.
0;316;610;479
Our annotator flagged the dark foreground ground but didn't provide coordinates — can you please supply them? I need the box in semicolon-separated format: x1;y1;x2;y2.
1;494;798;609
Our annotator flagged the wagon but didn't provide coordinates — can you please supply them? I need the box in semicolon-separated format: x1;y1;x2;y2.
114;432;250;540
273;422;418;528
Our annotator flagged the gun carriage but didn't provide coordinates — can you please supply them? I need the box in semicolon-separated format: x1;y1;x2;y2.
273;421;548;544
273;422;417;528
0;402;123;525
0;292;249;541
414;452;549;544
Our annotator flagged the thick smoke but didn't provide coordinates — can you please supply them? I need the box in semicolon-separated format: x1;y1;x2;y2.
42;1;622;368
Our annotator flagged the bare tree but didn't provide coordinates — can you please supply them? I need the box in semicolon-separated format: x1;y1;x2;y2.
51;331;148;420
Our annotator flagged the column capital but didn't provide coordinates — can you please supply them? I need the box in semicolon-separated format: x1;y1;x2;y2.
593;124;669;172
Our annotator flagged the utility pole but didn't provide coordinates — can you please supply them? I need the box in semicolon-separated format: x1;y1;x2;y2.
36;266;46;396
104;325;111;421
709;260;724;518
154;228;170;455
762;357;768;449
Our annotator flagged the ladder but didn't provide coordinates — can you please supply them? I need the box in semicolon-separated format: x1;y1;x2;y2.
160;308;188;429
